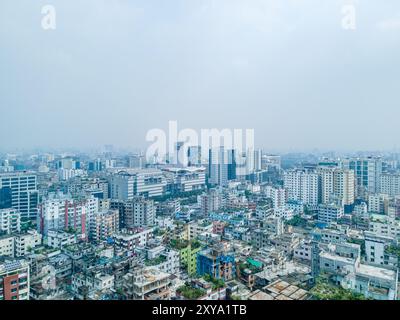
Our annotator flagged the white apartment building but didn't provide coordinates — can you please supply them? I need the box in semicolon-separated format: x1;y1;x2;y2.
317;167;355;205
265;186;286;209
273;207;294;221
208;147;229;187
0;231;41;258
0;208;21;234
113;228;154;250
317;203;344;223
368;194;389;214
47;230;77;248
284;169;319;206
37;193;99;239
380;174;400;196
0;236;14;257
368;220;400;239
294;239;312;261
124;197;155;228
364;231;396;268
14;230;42;257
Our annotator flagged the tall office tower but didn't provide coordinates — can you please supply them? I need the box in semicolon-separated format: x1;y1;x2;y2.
129;154;146;169
265;186;287;209
317;167;355;205
57;158;79;170
208;147;228;187
37;193;99;239
187;146;202;167
380;174;400;196
0;259;30;300
227;149;236;180
254;149;262;171
88;158;103;172
124;196;155;228
341;157;383;195
0;209;21;234
245;148;255;175
0;186;12;209
175;141;187;167
283;169;319;206
89;209;119;243
0;172;38;220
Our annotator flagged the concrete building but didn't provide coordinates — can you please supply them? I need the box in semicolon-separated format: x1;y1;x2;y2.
318;203;344;224
317;167;355;206
265;186;287;209
0;172;38;220
108;169;166;200
341;157;383;195
123;267;171;300
47;230;77;249
197;246;236;281
0;208;21;234
368;194;389;214
284;169;319;206
124;197;155;228
37;193;98;240
89;209;119;243
113;228;153;250
0;259;30;300
380;174;400;196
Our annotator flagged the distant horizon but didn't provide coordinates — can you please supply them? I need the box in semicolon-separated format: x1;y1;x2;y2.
1;1;400;150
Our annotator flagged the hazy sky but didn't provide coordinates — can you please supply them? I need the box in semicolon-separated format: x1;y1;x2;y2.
1;0;400;152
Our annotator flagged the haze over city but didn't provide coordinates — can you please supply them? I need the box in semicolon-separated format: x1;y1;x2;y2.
1;0;400;152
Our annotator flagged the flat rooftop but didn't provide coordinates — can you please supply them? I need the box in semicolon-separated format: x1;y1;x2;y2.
357;264;397;282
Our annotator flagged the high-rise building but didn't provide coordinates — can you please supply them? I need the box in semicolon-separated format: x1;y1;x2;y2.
208;147;228;186
317;167;355;205
199;190;222;216
89;209;119;243
187;146;202;167
341;157;383;194
0;172;38;220
129;154;146;169
254;149;262;171
265;186;287;209
380;174;400;196
124;196;155;228
37;193;99;239
284;169;319;206
0;187;12;209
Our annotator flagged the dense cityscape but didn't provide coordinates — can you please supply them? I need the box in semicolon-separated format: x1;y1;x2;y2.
1;147;400;301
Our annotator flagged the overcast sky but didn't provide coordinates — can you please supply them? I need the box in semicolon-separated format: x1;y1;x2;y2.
1;0;400;153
